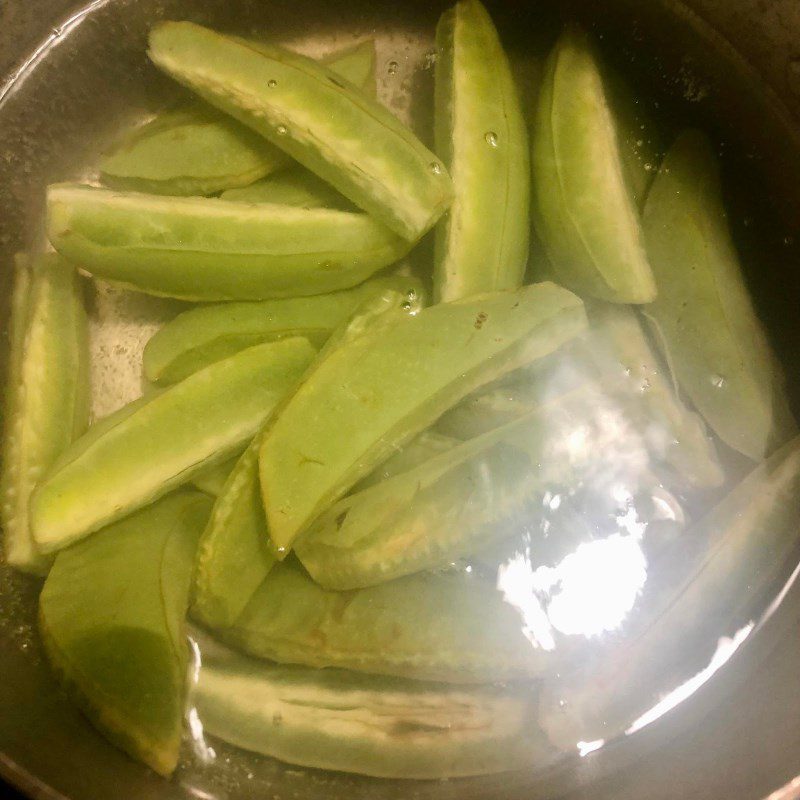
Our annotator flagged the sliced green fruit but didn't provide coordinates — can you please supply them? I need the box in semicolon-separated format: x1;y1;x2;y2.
642;130;795;459
531;25;656;303
433;0;530;301
191;456;239;496
259;283;587;554
191;433;277;632
296;411;547;589
220;169;350;208
437;303;723;488
219;560;548;684
539;432;800;749
39;491;213;776
142;273;424;384
148;22;454;241
191;288;421;630
194;644;555;779
100;40;377;196
1;255;89;575
31;337;316;554
47;184;412;301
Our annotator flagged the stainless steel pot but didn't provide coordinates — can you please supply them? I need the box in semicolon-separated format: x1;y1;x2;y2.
2;1;800;798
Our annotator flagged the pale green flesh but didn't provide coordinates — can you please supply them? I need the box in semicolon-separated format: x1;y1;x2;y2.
531;26;656;303
433;0;530;302
47;184;412;301
100;40;377;196
220;169;351;208
218;560;547;684
539;433;800;750
259;283;587;554
642;130;796;460
142;273;425;384
31;337;316;554
191;288;421;630
148;22;454;241
194;644;556;779
1;255;89;575
39;491;212;776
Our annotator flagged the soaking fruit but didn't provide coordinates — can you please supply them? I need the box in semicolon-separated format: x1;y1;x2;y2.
0;255;89;575
433;0;530;301
39;491;212;776
148;22;454;241
47;184;412;301
31;338;315;553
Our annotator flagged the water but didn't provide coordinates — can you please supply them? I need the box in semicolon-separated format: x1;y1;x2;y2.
1;1;800;799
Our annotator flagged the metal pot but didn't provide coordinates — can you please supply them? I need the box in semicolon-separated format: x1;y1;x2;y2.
1;1;800;798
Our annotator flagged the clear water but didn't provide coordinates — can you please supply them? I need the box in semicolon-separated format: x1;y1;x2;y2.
1;2;800;799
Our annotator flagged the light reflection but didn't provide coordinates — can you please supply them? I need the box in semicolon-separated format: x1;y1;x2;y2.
186;638;216;764
625;622;755;736
497;533;649;642
577;738;605;757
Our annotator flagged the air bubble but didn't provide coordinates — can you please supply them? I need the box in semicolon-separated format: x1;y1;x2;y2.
267;79;277;88
276;125;288;136
711;374;726;389
387;60;399;76
430;162;442;175
484;131;498;147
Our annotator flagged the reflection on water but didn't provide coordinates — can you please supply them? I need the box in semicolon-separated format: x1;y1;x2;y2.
625;622;755;736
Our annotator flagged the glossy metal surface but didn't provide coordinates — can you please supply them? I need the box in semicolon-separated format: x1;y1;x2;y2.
2;1;800;799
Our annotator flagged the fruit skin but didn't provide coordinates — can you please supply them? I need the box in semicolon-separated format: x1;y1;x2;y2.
148;22;454;241
434;0;530;302
194;642;557;779
39;491;213;776
31;337;316;554
47;184;412;301
100;40;377;197
258;282;587;555
1;254;89;575
642;130;796;460
217;560;550;684
142;273;425;385
531;25;656;303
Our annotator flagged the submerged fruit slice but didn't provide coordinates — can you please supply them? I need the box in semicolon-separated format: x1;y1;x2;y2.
39;491;213;776
437;303;723;488
433;0;530;301
194;643;555;779
220;169;350;208
531;26;656;303
259;283;587;554
143;274;424;384
296;411;548;589
191;434;276;631
539;432;800;750
642;130;795;459
1;255;89;575
31;337;316;553
47;184;412;301
219;560;548;684
148;22;454;241
100;40;377;196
